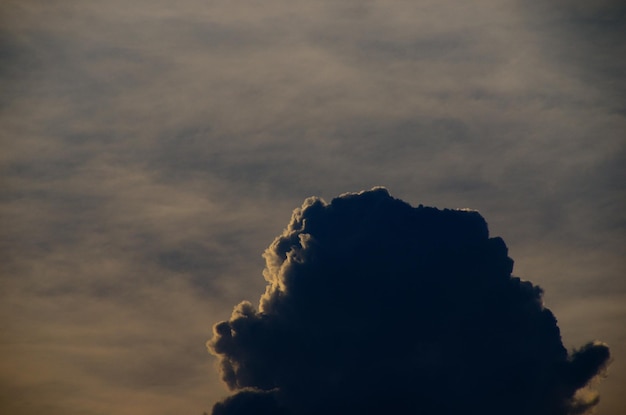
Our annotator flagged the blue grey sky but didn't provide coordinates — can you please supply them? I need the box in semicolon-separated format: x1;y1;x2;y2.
1;1;624;414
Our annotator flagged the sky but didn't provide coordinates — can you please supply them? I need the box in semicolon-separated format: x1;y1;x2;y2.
0;0;624;414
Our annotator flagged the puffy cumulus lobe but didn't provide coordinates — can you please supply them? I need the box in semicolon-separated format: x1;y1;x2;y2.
211;389;287;415
207;188;610;415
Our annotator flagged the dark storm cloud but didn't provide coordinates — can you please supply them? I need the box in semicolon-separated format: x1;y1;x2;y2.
208;188;610;415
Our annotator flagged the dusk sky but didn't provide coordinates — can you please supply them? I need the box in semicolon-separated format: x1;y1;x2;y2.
1;1;624;414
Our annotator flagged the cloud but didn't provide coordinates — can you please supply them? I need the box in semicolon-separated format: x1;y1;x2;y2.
1;1;622;413
208;188;610;415
211;389;286;415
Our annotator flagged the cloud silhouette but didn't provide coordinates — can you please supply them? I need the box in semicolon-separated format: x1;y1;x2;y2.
207;187;609;415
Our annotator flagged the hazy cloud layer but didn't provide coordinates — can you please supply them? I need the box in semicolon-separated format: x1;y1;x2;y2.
1;0;624;414
208;188;610;415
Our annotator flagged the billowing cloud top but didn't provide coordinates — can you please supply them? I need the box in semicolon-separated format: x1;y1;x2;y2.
208;188;609;415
